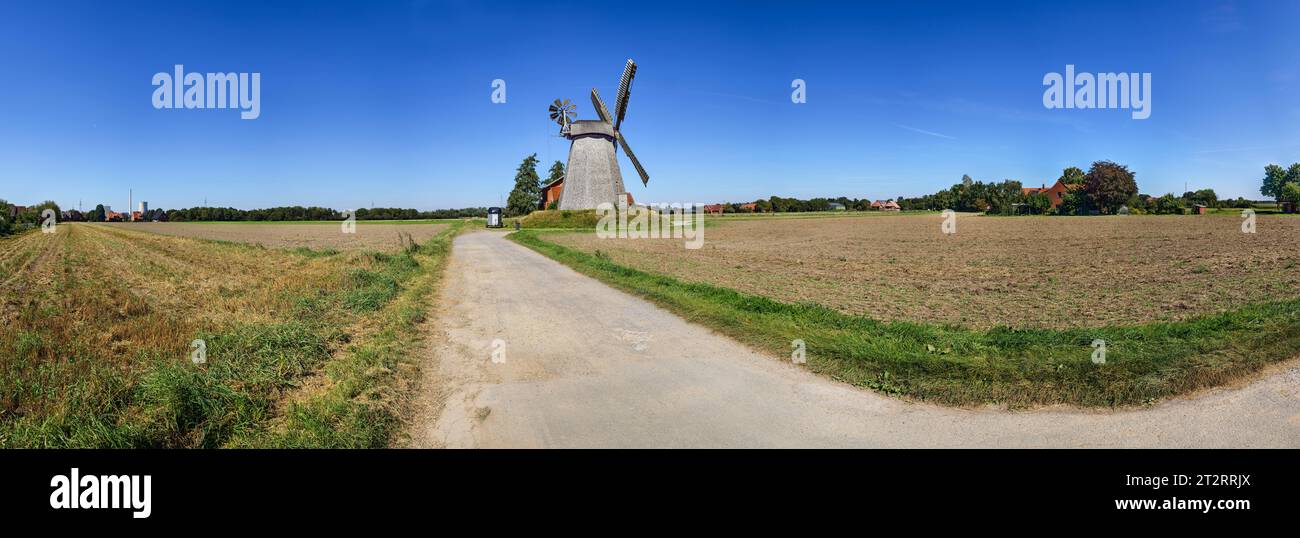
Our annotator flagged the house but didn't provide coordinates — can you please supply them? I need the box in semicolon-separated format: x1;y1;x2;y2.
880;200;901;211
740;203;759;212
703;204;724;215
1024;180;1083;209
539;177;564;210
1190;204;1208;215
7;205;27;218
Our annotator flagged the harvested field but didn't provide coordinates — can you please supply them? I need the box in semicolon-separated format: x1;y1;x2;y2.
103;222;448;252
545;214;1300;329
0;222;458;447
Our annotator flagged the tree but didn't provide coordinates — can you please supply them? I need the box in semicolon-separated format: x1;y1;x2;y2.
1059;166;1087;185
91;204;106;222
1183;188;1217;208
1281;182;1300;206
1026;192;1051;214
545;160;565;185
505;153;542;217
1153;193;1185;214
1261;163;1300;203
986;180;1023;214
1056;188;1092;215
1084;160;1138;214
0;198;11;236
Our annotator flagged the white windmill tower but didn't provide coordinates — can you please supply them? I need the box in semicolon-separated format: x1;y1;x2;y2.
551;59;650;210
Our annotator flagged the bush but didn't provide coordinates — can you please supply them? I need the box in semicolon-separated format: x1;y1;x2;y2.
1152;194;1185;215
0;198;13;236
518;209;601;229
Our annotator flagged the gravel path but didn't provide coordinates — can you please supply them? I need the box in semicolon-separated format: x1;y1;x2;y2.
406;231;1300;448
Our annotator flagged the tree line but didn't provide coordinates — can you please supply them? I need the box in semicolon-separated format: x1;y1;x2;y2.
688;161;1278;217
900;161;1279;215
0;199;486;234
149;205;487;222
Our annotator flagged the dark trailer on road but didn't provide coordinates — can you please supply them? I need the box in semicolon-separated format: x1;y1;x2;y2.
486;207;503;228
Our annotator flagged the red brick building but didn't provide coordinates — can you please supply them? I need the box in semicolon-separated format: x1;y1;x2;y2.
1023;180;1083;209
539;177;564;209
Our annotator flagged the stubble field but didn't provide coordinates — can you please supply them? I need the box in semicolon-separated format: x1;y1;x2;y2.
0;222;457;447
102;222;448;252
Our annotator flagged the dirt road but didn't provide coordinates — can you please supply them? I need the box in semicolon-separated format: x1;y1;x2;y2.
407;231;1300;448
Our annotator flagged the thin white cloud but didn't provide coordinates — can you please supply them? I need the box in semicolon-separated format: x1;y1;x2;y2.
1203;1;1244;33
1192;141;1300;154
691;90;784;106
894;124;956;140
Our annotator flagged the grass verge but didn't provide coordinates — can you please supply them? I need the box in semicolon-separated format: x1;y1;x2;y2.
511;230;1300;408
238;224;460;447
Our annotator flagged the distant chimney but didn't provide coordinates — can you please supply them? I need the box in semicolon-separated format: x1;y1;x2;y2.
139;201;148;214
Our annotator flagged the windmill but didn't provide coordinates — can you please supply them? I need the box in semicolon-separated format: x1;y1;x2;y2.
551;59;650;210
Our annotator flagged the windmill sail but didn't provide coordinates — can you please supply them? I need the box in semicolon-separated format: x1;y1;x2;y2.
613;59;636;131
616;132;649;186
590;88;613;124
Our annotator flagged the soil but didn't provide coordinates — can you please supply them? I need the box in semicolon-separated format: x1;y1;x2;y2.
547;214;1300;329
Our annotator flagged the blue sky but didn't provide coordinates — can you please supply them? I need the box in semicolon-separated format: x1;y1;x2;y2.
1;0;1297;211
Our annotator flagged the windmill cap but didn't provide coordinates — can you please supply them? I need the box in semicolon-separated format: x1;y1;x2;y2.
566;120;616;138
